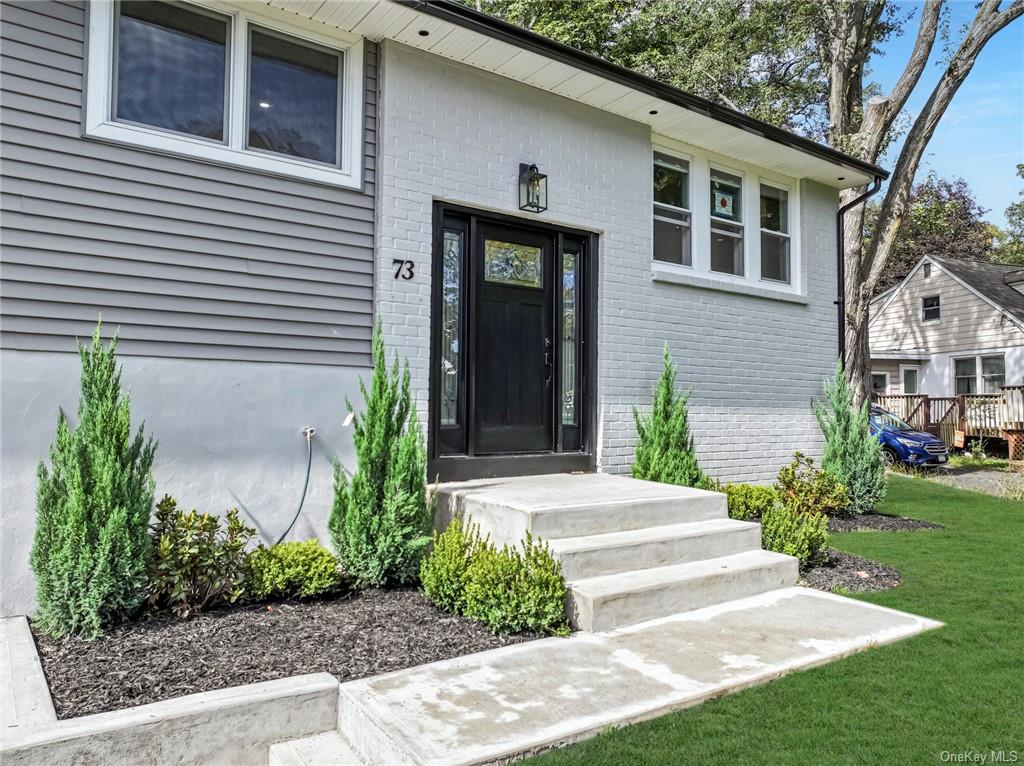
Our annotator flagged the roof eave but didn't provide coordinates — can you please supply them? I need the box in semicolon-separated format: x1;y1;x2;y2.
396;0;889;185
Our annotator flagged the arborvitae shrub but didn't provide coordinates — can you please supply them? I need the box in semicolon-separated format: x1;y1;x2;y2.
31;324;157;639
330;325;432;586
813;362;887;514
248;540;342;600
632;344;709;489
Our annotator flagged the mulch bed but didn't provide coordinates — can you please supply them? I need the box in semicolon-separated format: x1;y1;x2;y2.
32;588;536;719
828;513;943;533
801;549;902;594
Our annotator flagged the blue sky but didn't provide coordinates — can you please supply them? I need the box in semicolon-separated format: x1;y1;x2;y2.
868;1;1024;228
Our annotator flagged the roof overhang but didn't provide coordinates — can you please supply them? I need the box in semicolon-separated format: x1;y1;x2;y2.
263;0;888;189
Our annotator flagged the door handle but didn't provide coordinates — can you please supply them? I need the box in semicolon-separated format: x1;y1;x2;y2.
544;337;553;385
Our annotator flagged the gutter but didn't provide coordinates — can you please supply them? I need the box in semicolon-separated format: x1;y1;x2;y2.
836;177;884;365
396;0;890;182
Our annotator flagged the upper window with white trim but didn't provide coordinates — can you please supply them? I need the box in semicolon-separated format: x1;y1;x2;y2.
922;295;941;322
759;184;790;284
653;152;692;266
710;168;744;276
87;1;364;189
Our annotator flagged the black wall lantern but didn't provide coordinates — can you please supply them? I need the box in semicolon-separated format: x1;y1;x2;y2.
518;163;548;213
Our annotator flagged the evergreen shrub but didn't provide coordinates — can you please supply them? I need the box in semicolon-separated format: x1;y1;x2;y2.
632;344;709;489
813;362;886;514
330;325;432;586
248;540;342;600
31;324;156;639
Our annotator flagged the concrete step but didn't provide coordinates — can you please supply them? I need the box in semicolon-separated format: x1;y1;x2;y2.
568;549;799;632
547;518;762;580
435;473;727;547
268;731;365;766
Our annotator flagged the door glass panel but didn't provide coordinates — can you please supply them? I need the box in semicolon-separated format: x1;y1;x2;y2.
562;251;577;426
441;230;462;426
484;240;543;288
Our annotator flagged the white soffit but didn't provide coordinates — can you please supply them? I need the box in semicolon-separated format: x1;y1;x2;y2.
265;0;876;189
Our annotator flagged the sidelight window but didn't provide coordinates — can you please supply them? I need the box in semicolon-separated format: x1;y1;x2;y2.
562;251;578;426
440;230;462;427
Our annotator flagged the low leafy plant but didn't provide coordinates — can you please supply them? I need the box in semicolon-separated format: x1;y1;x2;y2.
420;520;569;636
776;452;848;516
723;483;778;520
760;505;830;569
420;520;481;614
148;496;255;618
248;540;343;600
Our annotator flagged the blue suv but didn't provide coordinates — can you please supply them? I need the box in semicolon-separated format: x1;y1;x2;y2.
869;405;948;468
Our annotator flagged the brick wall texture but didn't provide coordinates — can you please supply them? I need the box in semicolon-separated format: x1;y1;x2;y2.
375;43;839;484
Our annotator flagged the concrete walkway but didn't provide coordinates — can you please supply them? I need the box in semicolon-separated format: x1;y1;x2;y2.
294;587;942;766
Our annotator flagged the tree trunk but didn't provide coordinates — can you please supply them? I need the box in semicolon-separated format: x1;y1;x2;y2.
835;0;1024;407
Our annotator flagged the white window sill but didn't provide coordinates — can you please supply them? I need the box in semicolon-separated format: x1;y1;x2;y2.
651;265;808;304
84;121;363;190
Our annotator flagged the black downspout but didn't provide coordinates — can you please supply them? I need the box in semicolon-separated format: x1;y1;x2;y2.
836;176;883;365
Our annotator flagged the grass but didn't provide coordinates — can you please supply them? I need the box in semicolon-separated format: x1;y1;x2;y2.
528;476;1023;765
946;453;1009;471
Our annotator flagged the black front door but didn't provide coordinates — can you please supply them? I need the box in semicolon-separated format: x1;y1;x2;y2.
430;204;595;481
473;222;554;454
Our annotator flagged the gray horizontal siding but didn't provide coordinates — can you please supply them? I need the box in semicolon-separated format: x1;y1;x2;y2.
0;1;377;367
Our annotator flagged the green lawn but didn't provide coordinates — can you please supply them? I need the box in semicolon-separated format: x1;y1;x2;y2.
529;476;1023;765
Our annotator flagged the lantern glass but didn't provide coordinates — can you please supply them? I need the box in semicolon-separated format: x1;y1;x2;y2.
519;163;548;213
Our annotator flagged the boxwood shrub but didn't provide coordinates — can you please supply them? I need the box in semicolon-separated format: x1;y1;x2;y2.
420;520;569;636
248;540;343;600
760;505;829;569
723;483;777;520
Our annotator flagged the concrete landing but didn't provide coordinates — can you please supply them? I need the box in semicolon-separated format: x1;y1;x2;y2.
331;587;941;766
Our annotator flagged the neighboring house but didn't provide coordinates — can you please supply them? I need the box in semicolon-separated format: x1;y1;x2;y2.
0;0;885;615
869;255;1024;397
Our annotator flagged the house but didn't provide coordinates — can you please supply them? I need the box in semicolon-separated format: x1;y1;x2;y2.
869;255;1024;398
0;0;886;616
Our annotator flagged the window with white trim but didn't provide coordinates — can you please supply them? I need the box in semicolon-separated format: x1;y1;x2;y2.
86;0;364;189
901;366;919;395
759;184;790;284
653;152;692;266
922;295;941;322
871;373;889;395
982;354;1006;392
710;168;744;276
954;357;976;394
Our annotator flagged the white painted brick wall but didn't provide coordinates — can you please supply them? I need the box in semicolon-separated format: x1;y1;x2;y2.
376;43;839;485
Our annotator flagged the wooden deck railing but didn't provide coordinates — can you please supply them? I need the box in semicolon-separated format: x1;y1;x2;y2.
874;389;1020;446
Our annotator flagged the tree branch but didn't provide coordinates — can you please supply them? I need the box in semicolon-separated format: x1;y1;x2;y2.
862;0;1024;291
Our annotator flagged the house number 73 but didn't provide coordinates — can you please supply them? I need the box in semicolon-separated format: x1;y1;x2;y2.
392;259;415;280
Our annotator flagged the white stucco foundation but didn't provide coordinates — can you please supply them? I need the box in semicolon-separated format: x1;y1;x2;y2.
0;350;366;617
